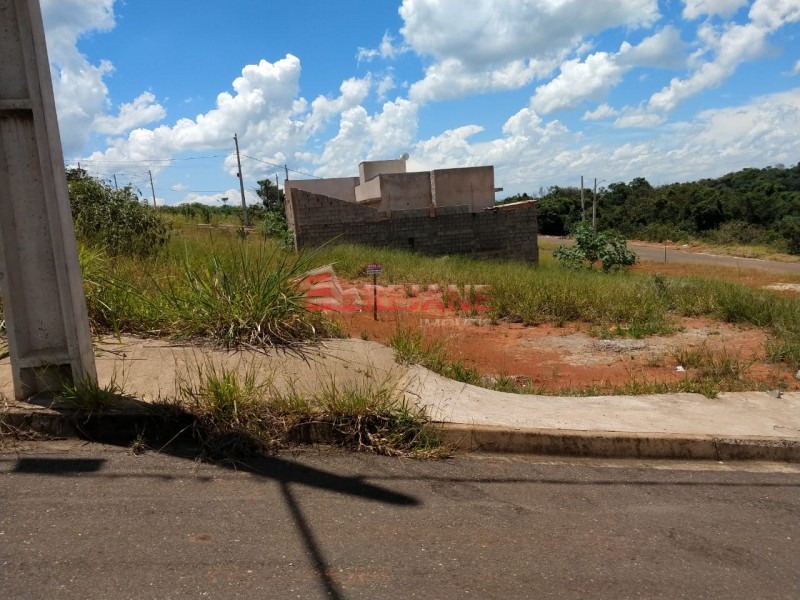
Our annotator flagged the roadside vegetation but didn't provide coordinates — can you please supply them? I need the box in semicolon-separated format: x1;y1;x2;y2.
1;168;798;429
503;163;800;256
51;168;800;384
552;222;637;272
172;360;444;457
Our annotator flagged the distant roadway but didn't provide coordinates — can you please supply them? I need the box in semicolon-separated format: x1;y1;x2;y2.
540;235;800;276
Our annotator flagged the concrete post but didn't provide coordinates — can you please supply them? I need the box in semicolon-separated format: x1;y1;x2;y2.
0;0;97;399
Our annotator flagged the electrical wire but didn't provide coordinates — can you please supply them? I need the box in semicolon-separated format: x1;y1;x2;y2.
64;154;232;164
241;154;321;179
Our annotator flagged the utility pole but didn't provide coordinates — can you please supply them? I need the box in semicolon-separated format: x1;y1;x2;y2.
284;164;289;182
113;174;118;191
592;178;597;232
0;0;96;399
148;169;156;207
233;133;248;227
580;175;585;222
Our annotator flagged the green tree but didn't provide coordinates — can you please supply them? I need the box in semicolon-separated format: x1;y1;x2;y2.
553;223;637;272
67;169;170;256
255;178;285;212
253;178;291;246
780;216;800;255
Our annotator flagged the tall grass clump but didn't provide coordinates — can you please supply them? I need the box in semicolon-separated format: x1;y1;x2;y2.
156;243;337;347
174;360;444;457
57;375;133;411
388;325;481;385
313;376;441;454
78;245;165;335
77;234;340;348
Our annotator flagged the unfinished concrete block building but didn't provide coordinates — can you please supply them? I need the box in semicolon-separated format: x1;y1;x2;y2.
284;158;538;262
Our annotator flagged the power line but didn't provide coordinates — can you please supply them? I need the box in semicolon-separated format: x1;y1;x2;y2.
64;154;232;164
155;188;231;193
241;154;321;179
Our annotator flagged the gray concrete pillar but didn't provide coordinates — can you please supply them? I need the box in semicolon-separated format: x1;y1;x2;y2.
0;0;97;399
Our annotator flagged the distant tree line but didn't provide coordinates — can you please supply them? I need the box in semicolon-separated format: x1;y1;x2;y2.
501;163;800;255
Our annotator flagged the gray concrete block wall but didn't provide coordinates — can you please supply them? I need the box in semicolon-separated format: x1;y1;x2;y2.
289;190;538;262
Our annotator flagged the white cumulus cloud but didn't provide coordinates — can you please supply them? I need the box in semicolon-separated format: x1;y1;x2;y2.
531;27;687;114
399;0;660;103
311;99;419;178
41;0;115;156
583;104;619;121
617;26;687;69
614;108;666;128
531;53;624;114
410;57;560;103
357;32;407;63
400;0;659;66
93;92;166;135
649;0;800;113
83;55;307;179
682;0;749;19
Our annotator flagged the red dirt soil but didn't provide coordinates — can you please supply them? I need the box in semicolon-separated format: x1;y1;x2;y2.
301;266;799;393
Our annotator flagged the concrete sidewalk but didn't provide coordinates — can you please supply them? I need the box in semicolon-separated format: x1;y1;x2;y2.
1;337;798;461
403;366;800;461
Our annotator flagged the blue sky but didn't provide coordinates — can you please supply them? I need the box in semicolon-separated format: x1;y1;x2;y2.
41;0;800;206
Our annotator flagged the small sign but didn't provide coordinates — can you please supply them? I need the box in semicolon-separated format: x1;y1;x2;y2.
366;263;382;275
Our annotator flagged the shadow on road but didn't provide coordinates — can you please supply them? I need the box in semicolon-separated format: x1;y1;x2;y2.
5;401;421;600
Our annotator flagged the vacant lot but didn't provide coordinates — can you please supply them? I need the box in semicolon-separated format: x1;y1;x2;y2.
304;242;800;396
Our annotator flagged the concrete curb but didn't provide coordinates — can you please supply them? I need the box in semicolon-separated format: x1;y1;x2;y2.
0;404;192;444
4;399;799;462
436;423;800;462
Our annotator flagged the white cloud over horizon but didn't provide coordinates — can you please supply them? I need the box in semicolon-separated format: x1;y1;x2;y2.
37;0;800;204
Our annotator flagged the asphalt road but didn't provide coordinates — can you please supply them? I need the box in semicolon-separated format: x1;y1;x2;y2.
539;236;800;276
1;442;798;600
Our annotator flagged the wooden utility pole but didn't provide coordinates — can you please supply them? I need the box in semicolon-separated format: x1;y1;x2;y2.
580;175;585;222
284;164;289;182
592;178;597;232
148;169;156;207
233;133;248;227
113;174;118;191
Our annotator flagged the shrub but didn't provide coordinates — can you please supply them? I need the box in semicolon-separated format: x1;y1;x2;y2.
780;216;800;255
554;222;637;272
67;170;170;256
703;220;776;246
258;209;294;247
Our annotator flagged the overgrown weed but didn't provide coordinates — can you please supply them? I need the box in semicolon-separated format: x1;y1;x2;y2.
388;325;481;385
57;374;132;411
173;359;445;458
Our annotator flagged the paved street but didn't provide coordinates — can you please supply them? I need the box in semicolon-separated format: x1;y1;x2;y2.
540;236;800;276
1;441;798;599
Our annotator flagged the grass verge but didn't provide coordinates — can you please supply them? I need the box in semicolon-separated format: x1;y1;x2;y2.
174;359;446;458
71;229;800;373
388;324;481;386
